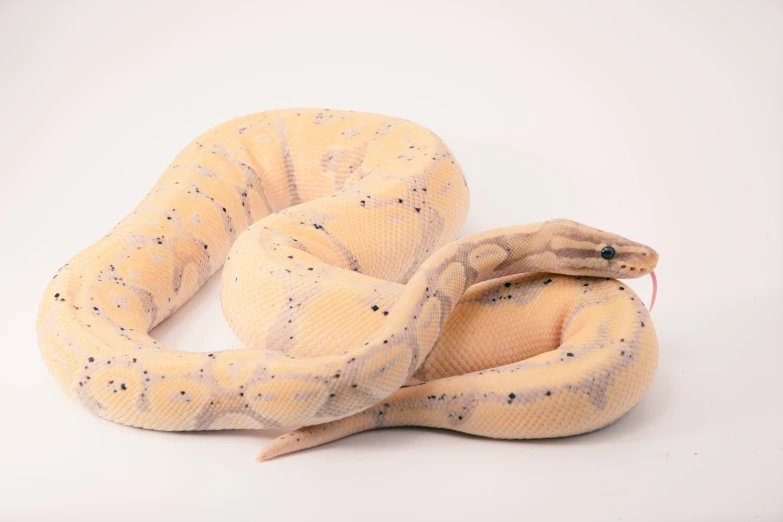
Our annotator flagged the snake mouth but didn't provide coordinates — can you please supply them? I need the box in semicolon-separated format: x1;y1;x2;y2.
618;254;657;274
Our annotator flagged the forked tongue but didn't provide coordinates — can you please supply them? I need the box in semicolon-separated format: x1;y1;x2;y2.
649;271;657;312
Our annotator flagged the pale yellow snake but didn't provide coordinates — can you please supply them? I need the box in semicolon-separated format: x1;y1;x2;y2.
36;109;659;460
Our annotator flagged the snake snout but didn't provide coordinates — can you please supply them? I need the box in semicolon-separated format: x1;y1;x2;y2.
623;245;658;275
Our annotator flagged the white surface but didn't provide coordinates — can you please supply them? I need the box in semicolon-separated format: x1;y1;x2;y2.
1;1;781;521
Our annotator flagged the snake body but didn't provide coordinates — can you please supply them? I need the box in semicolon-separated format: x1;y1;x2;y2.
37;109;659;460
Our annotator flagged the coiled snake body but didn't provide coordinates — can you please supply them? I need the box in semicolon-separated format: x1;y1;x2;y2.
37;109;659;460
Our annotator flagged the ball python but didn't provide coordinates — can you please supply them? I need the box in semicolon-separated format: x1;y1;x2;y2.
36;109;659;461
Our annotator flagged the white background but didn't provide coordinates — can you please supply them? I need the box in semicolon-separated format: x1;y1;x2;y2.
1;1;781;521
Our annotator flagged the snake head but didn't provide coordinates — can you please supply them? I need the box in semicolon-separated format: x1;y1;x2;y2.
543;218;658;279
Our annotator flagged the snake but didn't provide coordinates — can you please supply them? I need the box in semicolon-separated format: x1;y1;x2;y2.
36;109;659;461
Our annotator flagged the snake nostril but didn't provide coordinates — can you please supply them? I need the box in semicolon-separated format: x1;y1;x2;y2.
642;253;648;256
621;265;627;269
630;267;636;271
639;268;645;272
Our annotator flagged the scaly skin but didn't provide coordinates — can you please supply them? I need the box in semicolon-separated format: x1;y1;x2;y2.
36;109;658;459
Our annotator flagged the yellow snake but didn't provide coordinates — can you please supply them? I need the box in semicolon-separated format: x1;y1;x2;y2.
36;109;659;460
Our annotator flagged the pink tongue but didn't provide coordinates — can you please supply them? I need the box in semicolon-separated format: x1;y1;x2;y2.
649;271;657;311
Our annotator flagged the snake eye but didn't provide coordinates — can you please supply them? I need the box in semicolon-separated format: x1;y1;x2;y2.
601;246;615;260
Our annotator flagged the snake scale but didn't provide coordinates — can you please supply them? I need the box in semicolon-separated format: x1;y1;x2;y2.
37;109;659;460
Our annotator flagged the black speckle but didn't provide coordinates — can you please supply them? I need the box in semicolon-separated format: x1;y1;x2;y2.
504;282;511;288
509;393;516;400
546;391;551;396
88;357;94;363
180;391;186;395
371;305;379;312
567;352;574;357
544;279;552;285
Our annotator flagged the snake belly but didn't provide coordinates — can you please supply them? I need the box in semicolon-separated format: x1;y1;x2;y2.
36;109;659;458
